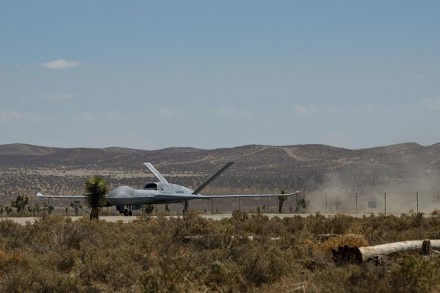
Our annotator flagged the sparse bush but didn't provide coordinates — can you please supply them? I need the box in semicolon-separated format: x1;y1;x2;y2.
0;214;440;291
390;255;439;292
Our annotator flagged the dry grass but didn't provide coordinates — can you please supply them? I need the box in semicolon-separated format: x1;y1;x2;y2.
305;234;369;257
1;212;440;292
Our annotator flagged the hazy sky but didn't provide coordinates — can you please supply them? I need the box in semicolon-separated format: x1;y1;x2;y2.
1;1;439;150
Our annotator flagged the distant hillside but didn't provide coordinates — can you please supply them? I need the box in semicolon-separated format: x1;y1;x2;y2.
1;142;440;205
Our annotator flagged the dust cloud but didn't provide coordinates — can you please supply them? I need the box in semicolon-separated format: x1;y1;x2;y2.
305;162;440;215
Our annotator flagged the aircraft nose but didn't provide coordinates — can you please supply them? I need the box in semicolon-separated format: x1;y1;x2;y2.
108;186;135;199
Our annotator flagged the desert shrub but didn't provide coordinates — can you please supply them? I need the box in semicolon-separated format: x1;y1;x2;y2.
227;212;289;237
4;270;80;293
0;250;27;274
188;229;230;250
308;263;393;293
431;209;440;216
228;211;268;234
305;234;368;257
0;251;81;293
231;209;249;221
171;210;217;239
0;220;30;249
0;269;36;293
141;250;203;292
198;260;243;290
55;250;77;272
75;242;143;290
27;216;93;253
285;214;359;236
2;213;440;291
390;255;440;293
328;214;440;245
282;215;306;234
224;238;288;287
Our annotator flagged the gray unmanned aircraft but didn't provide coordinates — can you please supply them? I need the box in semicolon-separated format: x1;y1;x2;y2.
37;162;299;215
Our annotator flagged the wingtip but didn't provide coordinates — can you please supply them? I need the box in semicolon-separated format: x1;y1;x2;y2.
285;191;301;196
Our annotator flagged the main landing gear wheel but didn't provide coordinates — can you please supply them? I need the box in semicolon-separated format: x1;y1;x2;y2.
123;209;133;216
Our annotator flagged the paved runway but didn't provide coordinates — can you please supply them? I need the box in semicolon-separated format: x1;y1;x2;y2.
0;213;386;225
0;216;136;225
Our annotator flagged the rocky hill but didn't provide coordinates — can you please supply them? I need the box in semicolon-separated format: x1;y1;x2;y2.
1;143;440;207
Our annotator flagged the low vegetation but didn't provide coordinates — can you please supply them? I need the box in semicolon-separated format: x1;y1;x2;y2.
1;212;440;292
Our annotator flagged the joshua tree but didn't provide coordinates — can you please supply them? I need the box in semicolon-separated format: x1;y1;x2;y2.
33;201;41;215
297;198;306;211
43;202;54;214
70;200;83;216
27;202;41;216
278;190;288;213
11;195;29;215
5;206;12;216
84;175;108;220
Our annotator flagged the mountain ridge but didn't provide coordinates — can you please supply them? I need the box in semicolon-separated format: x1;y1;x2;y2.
0;142;439;204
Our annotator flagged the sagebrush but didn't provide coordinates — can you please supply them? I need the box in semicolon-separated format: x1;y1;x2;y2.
1;212;440;292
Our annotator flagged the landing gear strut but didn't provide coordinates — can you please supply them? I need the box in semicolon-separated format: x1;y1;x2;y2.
182;200;189;213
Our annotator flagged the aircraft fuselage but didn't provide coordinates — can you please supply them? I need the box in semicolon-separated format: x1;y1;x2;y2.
107;183;207;206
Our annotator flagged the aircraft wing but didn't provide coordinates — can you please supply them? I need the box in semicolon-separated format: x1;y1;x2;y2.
36;192;86;199
199;191;301;199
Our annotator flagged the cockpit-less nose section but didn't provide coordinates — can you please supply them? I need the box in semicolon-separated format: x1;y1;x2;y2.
37;162;300;215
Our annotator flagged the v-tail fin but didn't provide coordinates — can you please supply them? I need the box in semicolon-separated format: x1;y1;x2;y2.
192;162;234;194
